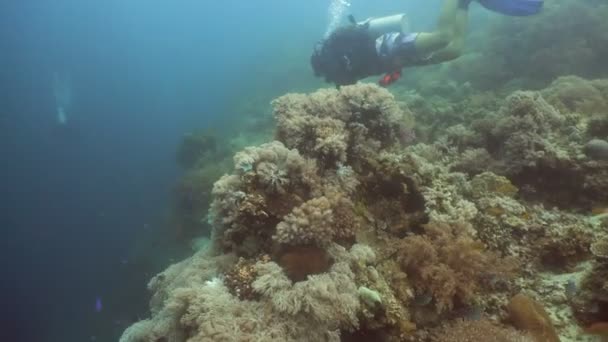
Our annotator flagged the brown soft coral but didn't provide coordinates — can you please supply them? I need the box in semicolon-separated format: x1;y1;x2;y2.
507;293;560;342
396;222;516;314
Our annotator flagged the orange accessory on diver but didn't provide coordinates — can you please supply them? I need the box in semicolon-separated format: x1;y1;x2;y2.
379;70;402;87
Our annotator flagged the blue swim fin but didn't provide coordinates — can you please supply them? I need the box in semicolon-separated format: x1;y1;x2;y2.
478;0;543;16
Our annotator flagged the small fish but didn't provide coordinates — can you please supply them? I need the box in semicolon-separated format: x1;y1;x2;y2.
461;305;483;321
565;278;577;300
413;293;433;306
94;297;103;312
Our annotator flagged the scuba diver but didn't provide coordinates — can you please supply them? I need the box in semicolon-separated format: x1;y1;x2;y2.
53;71;72;128
51;71;81;139
311;0;544;87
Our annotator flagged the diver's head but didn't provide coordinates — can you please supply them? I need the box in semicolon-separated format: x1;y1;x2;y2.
311;25;377;86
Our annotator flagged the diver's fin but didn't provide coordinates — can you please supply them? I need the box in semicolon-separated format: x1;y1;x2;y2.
477;0;543;16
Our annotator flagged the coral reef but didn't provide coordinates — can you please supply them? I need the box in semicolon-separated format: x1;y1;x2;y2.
122;78;608;341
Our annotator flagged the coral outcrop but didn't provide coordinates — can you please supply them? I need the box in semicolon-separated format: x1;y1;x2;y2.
122;78;608;341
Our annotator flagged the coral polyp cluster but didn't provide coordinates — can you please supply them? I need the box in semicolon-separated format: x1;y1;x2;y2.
122;79;608;341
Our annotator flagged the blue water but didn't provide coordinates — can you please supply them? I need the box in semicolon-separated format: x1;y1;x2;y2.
0;1;444;340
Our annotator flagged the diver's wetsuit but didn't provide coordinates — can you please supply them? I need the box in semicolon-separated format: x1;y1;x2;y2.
337;30;423;83
374;32;425;72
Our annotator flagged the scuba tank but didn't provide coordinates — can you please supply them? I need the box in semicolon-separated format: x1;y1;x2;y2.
355;14;410;38
346;14;409;87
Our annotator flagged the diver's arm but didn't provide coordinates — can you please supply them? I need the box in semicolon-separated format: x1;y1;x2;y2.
413;0;468;64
